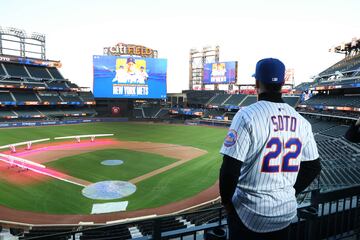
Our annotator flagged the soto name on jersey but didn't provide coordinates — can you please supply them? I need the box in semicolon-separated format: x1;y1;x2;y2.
271;115;297;132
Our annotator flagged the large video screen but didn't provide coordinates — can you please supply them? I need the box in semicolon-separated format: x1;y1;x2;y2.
93;55;167;99
203;61;237;84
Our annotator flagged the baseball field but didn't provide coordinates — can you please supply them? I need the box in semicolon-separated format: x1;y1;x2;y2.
0;122;227;217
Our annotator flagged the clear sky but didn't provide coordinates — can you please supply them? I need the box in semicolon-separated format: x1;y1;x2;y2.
1;0;359;93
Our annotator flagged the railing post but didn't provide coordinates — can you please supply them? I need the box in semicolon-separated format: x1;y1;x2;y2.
310;188;320;206
356;195;360;240
219;207;222;226
298;206;319;240
153;218;161;240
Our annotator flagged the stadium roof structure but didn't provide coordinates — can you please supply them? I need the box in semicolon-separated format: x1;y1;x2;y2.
330;37;360;55
308;37;360;88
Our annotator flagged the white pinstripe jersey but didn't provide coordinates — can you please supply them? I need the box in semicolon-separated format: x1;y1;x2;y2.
220;100;319;233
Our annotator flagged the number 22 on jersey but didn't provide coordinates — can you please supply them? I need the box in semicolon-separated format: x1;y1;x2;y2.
261;137;302;173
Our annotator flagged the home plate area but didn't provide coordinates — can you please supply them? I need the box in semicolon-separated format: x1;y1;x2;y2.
82;181;136;200
91;201;129;214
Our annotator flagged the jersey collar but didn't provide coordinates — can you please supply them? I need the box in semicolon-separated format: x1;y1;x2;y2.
258;92;284;103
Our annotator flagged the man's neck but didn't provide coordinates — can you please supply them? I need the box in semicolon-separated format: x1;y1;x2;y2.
257;92;284;103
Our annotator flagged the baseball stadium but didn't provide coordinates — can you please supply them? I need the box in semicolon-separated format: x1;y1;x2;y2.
0;23;360;240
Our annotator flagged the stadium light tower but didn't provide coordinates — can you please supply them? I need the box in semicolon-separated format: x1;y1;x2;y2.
30;32;46;42
7;27;26;38
0;26;46;59
30;32;46;59
189;45;220;90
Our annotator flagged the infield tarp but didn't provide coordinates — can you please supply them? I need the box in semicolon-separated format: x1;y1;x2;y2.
91;201;128;214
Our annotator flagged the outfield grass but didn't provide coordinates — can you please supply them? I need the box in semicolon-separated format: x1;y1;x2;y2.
0;122;227;214
46;149;178;182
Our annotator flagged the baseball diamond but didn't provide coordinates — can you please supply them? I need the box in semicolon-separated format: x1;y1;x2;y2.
0;122;225;223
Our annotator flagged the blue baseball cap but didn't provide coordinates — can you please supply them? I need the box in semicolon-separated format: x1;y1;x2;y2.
253;58;285;85
127;57;136;64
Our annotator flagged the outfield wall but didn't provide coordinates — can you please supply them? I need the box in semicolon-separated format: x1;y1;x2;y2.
185;119;231;127
0;118;128;129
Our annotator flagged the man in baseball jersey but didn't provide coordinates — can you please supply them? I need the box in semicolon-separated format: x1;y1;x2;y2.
219;58;321;240
138;66;149;84
125;57;139;84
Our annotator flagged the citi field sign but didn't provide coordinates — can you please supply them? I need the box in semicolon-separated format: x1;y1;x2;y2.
103;43;158;58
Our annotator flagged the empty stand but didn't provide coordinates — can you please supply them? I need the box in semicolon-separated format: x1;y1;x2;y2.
19;226;74;240
46;81;68;90
2;63;29;78
137;217;187;237
303;116;321;124
0;91;14;102
143;106;161;118
36;107;96;118
0;41;95;122
321;125;349;138
23;82;46;89
223;94;246;106
316;135;360;189
37;108;64;118
319;53;360;77
0;64;6;76
59;92;81;102
185;205;225;226
185;90;223;107
304;94;360;107
82;108;97;116
79;92;95;101
207;94;230;106
80;225;131;240
37;91;62;102
299;108;360;119
14;109;44;118
310;121;338;133
61;108;85;116
133;108;144;118
0;110;16;118
204;109;224;118
12;92;39;102
334;78;359;85
47;67;64;79
240;95;257;106
283;96;299;107
26;65;52;79
155;108;169;118
67;82;78;88
0;80;22;85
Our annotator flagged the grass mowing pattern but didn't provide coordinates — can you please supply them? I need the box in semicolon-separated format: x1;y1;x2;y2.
0;179;93;214
0;122;227;214
45;149;178;182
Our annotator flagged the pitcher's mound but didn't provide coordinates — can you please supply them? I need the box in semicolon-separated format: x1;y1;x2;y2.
82;181;136;200
101;160;124;166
